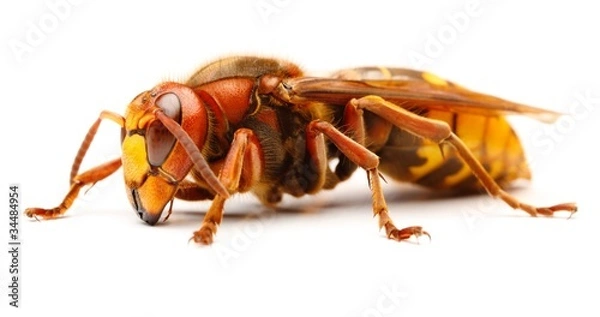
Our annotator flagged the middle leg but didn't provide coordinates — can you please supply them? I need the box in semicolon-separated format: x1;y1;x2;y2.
306;116;430;242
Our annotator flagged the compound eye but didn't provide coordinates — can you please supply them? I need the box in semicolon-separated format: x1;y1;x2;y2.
146;93;182;167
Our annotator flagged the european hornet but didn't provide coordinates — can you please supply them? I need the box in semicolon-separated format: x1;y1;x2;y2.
25;56;577;244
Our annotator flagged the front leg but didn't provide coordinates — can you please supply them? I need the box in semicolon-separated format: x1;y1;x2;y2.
27;110;125;219
190;128;263;245
25;158;122;219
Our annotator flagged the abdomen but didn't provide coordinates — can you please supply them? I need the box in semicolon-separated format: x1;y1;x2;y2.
374;109;531;190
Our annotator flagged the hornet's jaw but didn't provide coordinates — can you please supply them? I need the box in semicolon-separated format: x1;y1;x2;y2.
129;188;162;225
125;174;177;226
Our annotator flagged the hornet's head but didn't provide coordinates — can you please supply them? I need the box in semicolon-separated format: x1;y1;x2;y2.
120;82;226;225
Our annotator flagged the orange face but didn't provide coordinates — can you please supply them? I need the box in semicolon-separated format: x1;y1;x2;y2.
121;82;209;225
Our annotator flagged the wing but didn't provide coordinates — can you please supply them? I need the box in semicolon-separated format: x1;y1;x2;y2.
277;67;560;123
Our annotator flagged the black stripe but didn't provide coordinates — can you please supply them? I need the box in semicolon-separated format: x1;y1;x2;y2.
128;129;145;136
415;157;463;188
450;113;458;132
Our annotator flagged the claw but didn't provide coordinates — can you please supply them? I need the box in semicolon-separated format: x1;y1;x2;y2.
388;225;431;243
528;202;578;217
567;206;578;220
189;226;215;245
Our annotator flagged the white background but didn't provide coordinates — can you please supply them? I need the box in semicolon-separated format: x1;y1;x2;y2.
2;1;599;316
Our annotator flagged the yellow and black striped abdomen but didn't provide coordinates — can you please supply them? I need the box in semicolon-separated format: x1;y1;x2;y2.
375;110;531;191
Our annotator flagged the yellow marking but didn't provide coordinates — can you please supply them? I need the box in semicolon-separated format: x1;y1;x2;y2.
407;110;454;179
447;114;512;186
483;116;530;183
483;116;511;162
422;72;448;86
455;113;487;150
121;135;150;185
504;131;531;180
409;143;445;180
482;116;510;180
506;129;523;160
443;162;471;187
408;110;530;187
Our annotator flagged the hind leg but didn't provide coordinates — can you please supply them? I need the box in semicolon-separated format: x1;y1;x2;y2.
351;96;577;217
